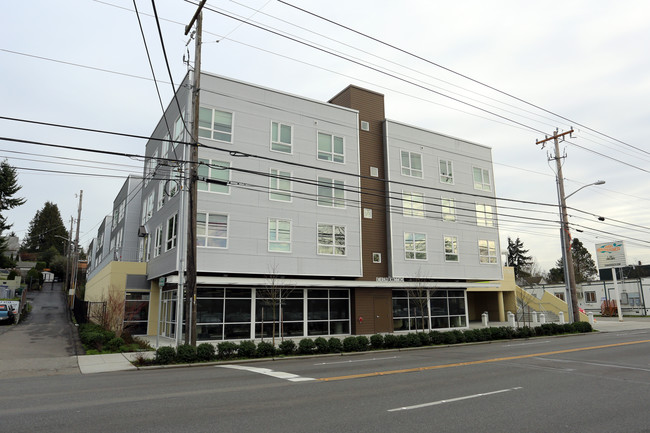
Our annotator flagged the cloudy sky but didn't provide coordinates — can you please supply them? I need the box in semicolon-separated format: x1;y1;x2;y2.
2;0;649;272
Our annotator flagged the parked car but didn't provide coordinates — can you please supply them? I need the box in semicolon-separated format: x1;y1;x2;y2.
0;304;15;324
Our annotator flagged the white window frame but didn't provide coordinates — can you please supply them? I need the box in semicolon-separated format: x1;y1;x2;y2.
404;232;427;260
153;225;163;258
317;177;345;208
317;223;346;256
317;132;345;163
198;107;233;143
400;150;423;178
441;197;456;222
198;159;230;194
157;181;165;210
403;191;425;218
165;213;178;252
197;212;228;248
476;203;495;227
478;239;497;264
439;159;454;184
271;121;292;153
444;235;459;262
173;116;184;143
268;218;291;252
115;228;123;249
145;192;155;222
269;169;292;202
473;167;491;191
585;291;597;303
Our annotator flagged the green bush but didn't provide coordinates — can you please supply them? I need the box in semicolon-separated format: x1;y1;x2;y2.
429;331;444;345
477;328;492;341
85;349;100;355
342;336;359;352
572;321;592;333
197;343;216;361
516;326;534;338
217;342;239;360
105;337;125;352
397;334;409;348
327;337;342;353
417;332;431;346
370;334;384;349
238;340;257;358
155;346;176;365
177;344;197;363
450;330;465;343
278;340;296;356
314;337;329;354
463;329;478;342
383;334;398;348
356;336;370;352
440;331;457;345
83;332;108;350
298;338;316;355
256;341;276;358
406;333;421;347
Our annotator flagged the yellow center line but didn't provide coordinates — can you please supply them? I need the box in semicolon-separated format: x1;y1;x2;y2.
318;339;650;382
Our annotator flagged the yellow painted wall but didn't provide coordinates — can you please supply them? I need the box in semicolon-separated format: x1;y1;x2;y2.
148;281;160;336
85;262;147;301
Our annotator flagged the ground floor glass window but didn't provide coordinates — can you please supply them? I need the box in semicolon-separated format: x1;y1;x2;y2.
124;291;149;335
393;289;467;331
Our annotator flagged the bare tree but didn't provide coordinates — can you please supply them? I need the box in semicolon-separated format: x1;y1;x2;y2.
407;269;429;333
98;286;126;336
257;264;295;346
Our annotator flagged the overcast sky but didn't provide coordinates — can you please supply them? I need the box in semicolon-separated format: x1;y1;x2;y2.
2;0;649;273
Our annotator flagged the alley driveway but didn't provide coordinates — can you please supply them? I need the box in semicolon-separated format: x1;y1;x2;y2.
0;288;80;378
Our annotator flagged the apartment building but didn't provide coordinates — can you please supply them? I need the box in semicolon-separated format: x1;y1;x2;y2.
84;72;507;342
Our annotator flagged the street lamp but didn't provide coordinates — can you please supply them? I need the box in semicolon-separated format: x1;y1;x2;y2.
558;180;605;323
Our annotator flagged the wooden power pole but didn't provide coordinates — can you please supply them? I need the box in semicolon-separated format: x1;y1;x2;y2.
184;0;206;346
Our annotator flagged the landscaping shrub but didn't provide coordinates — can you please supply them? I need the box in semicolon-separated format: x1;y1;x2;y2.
356;336;370;352
155;346;176;365
417;332;431;346
489;327;507;340
429;331;444;345
105;337;125;352
197;343;216;361
327;337;342;353
83;332;108;350
177;344;197;363
217;342;239;360
238;340;257;358
572;321;592;333
370;334;384;349
477;328;492;341
342;336;359;352
298;338;316;355
314;337;329;354
383;334;398;349
450;330;465;343
256;341;276;358
406;333;421;347
562;323;576;334
278;340;296;356
440;331;457;345
516;326;534;338
397;334;409;348
463;329;478;342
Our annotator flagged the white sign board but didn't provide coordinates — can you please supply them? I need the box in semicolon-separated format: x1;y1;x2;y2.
595;241;627;269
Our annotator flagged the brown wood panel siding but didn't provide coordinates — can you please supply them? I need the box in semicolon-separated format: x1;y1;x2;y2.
351;288;393;334
330;86;388;281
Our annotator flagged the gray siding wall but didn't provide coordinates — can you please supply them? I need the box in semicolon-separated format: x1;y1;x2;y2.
194;73;362;277
385;120;502;281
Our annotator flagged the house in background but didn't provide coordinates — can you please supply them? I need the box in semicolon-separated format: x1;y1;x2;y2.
84;72;509;342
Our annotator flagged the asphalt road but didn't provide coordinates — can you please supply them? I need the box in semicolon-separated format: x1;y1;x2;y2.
0;288;79;378
2;329;650;433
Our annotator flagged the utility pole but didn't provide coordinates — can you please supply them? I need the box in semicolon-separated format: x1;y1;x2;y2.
64;216;73;293
70;191;83;308
184;0;206;346
537;129;580;323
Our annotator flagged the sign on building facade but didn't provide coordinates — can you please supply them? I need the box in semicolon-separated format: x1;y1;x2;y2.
595;241;627;269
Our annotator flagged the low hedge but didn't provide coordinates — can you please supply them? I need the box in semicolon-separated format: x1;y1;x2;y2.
139;321;592;366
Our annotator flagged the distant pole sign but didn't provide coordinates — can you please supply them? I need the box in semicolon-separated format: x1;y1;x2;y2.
595;241;627;269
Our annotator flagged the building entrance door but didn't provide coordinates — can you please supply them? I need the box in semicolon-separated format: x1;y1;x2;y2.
373;296;392;333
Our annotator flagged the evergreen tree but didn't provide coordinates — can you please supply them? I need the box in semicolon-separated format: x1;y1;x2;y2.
22;202;69;255
571;238;598;283
0;160;25;264
548;238;598;283
506;236;532;279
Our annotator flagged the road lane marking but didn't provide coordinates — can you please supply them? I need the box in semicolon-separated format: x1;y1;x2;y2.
218;365;316;382
314;356;399;366
503;340;550;347
387;387;522;412
535;357;650;372
318;339;650;382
